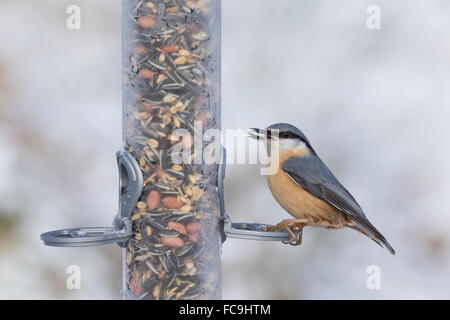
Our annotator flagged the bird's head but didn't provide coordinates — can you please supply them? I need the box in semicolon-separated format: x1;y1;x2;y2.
248;123;313;156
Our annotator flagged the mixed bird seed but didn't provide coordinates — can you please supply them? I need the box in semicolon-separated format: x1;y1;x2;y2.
122;0;221;299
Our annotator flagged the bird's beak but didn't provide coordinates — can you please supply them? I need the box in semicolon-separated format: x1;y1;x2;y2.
247;128;269;140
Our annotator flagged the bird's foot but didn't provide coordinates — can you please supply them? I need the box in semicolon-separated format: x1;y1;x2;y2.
264;219;306;246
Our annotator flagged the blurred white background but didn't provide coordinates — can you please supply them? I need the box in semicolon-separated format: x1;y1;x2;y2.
0;0;449;299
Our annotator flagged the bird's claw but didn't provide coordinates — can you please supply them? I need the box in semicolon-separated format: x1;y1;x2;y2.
264;224;283;232
264;220;305;246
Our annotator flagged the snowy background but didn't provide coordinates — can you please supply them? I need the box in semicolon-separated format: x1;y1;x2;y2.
0;0;449;299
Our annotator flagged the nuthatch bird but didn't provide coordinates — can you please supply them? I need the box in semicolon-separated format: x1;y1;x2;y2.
248;123;395;255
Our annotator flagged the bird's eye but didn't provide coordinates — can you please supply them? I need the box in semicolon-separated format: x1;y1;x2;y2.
279;131;300;139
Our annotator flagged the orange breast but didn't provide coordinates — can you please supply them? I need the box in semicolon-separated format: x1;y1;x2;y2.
267;148;346;228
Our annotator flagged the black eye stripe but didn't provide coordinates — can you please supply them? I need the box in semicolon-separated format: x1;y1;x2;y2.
266;129;303;141
278;131;300;139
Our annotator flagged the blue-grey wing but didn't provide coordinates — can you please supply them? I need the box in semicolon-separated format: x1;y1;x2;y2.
282;156;395;254
282;156;366;221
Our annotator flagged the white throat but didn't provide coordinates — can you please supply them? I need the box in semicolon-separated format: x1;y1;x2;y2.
275;138;310;155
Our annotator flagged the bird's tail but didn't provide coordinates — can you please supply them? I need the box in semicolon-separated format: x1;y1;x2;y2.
347;220;395;255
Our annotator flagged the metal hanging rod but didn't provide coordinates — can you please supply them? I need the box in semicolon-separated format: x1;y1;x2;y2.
40;147;299;247
218;148;300;242
40;149;142;247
